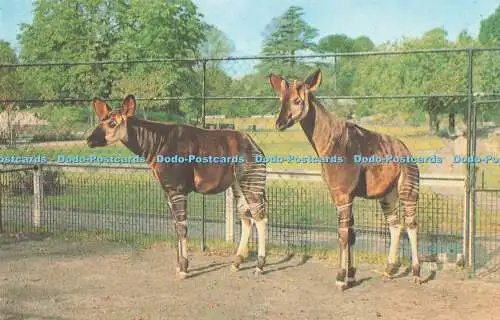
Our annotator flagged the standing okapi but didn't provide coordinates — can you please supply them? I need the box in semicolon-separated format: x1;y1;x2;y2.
86;94;269;279
268;69;421;290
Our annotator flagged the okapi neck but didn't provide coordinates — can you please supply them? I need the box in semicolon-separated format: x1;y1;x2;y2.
299;95;342;157
121;117;166;158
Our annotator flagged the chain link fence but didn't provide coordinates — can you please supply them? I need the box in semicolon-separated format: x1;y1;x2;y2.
1;48;499;277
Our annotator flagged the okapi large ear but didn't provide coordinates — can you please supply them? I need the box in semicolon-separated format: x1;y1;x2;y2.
269;73;285;94
304;69;322;91
122;94;137;117
92;98;111;121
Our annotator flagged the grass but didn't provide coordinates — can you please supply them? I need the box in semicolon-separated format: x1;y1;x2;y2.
2;169;483;235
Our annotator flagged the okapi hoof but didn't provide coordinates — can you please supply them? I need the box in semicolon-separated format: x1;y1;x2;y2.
230;264;240;272
383;263;400;278
412;265;421;284
336;281;354;291
254;267;264;276
231;255;244;272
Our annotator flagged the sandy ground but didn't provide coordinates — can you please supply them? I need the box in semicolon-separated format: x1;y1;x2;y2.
1;233;499;320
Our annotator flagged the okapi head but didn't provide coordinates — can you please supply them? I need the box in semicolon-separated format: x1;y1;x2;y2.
87;94;137;148
268;69;322;131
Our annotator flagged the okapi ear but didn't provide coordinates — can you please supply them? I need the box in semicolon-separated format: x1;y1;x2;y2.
269;73;284;94
92;98;111;121
122;94;137;117
304;69;322;92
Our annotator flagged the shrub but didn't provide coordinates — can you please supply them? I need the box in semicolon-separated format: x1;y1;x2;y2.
5;167;65;196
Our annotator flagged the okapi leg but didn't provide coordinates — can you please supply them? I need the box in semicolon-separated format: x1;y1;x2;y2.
254;217;268;274
165;198;181;273
399;164;421;284
238;161;268;274
231;217;252;272
230;182;253;272
336;201;356;290
379;189;402;277
402;200;421;284
168;193;189;279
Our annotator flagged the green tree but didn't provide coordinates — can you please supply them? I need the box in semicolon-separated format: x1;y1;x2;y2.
197;24;235;117
317;34;354;53
0;40;22;105
351;36;375;52
17;0;206;121
258;6;318;76
476;6;500;124
315;34;375;96
198;24;235;61
479;5;500;45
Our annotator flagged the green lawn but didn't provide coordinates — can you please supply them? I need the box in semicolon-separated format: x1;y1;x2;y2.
2;169;477;234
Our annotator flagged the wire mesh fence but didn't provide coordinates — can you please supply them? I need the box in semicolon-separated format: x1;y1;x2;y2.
0;47;499;277
0;164;466;266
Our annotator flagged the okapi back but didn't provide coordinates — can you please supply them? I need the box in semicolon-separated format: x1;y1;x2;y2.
121;116;262;194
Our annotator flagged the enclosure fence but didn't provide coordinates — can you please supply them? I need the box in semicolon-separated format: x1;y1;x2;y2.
1;47;499;279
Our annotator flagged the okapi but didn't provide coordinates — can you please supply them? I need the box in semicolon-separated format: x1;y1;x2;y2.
268;69;421;290
86;94;269;279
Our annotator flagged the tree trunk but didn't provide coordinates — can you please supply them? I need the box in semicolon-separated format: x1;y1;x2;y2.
448;112;455;135
428;112;439;134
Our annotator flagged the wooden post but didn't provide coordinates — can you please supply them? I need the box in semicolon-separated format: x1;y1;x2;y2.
33;165;42;228
225;186;234;242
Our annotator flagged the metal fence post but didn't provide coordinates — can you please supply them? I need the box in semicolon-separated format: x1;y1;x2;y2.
0;172;3;233
462;175;468;264
200;59;207;252
465;48;478;273
33;165;42;229
225;187;234;242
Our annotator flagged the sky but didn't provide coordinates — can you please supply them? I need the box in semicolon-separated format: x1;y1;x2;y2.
0;0;498;76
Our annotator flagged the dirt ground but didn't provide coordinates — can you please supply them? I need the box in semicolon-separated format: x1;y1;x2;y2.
1;233;499;320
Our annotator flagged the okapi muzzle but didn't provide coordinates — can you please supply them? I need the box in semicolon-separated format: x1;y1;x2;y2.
87;125;107;148
275;98;307;131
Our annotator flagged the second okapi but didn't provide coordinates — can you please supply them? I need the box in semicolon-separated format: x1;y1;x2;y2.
268;69;421;290
86;94;269;279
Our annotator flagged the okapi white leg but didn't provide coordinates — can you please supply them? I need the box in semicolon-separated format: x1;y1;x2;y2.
388;225;401;265
407;226;421;284
176;221;188;279
335;202;356;290
231;218;252;272
379;190;402;277
402;198;421;284
254;217;268;274
399;163;421;284
169;194;189;280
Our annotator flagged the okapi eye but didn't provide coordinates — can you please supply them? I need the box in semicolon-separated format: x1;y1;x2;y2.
109;120;117;128
294;98;302;105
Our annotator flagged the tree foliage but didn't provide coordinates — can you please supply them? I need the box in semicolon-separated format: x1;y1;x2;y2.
0;41;22;105
479;5;500;45
17;0;206;121
2;3;499;132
